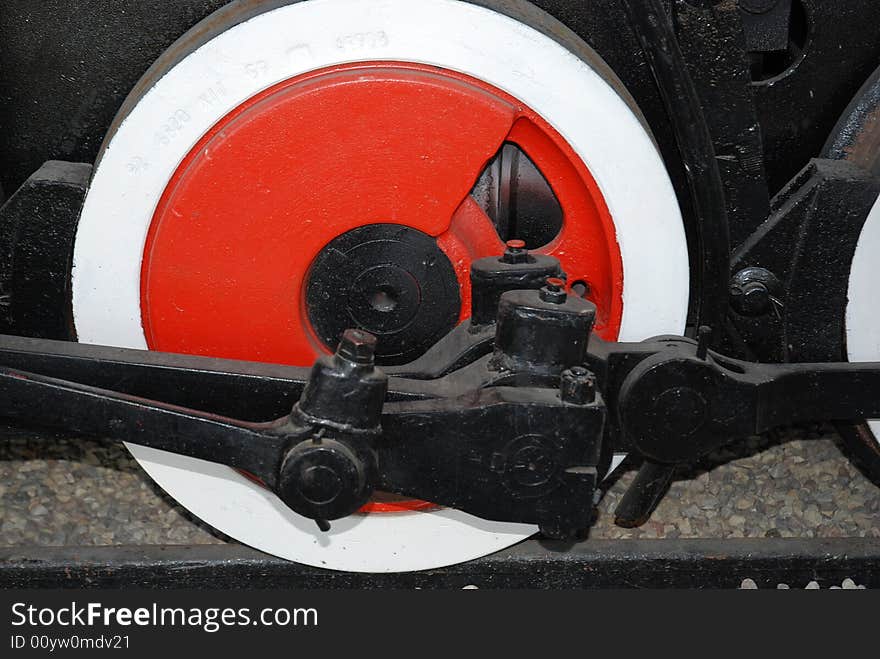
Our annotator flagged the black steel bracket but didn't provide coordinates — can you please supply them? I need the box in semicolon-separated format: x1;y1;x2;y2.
1;538;878;589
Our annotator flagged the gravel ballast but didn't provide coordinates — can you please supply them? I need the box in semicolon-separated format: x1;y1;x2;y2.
0;427;878;547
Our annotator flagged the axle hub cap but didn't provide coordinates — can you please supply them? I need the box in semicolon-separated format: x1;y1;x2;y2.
306;225;460;365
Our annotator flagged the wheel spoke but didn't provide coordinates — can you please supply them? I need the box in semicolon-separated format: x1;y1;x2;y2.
436;197;506;319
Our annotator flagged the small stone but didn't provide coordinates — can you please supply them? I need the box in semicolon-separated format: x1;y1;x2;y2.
776;584;790;589
728;514;746;527
841;578;858;590
740;578;758;589
805;581;820;590
698;496;719;510
815;490;834;504
803;505;822;526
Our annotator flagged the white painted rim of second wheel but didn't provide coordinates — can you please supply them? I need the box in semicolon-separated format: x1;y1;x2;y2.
846;193;880;444
71;0;689;572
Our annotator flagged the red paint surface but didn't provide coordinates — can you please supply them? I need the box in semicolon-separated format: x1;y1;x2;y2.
140;62;623;513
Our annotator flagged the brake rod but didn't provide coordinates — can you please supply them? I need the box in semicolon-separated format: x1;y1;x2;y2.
617;340;880;465
609;335;880;527
0;334;312;421
0;333;477;418
754;362;880;431
5;324;880;479
0;366;288;487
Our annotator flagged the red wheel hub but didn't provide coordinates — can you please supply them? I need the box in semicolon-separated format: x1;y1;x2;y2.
141;61;623;513
143;62;622;358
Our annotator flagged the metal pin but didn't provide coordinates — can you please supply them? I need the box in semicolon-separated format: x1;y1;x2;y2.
696;325;712;360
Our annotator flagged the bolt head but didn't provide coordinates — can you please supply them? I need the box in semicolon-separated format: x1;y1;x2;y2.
501;239;530;264
730;267;779;317
731;281;770;316
278;438;368;521
539;277;568;304
336;328;378;365
560;367;597;405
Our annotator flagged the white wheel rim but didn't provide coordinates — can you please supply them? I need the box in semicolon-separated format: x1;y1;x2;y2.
72;0;689;572
846;193;880;445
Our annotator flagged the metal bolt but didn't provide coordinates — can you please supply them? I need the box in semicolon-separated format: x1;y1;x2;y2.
336;328;378;365
742;282;770;314
501;239;530;264
278;438;368;524
729;267;780;317
560;366;596;405
730;281;771;316
539;277;568;304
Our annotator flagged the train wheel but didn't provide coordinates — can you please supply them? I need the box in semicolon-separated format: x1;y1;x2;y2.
825;65;880;485
70;0;689;572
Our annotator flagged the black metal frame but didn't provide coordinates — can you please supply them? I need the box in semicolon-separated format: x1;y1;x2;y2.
2;538;878;589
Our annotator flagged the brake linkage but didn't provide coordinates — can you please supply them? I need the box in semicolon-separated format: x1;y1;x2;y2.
0;244;879;539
